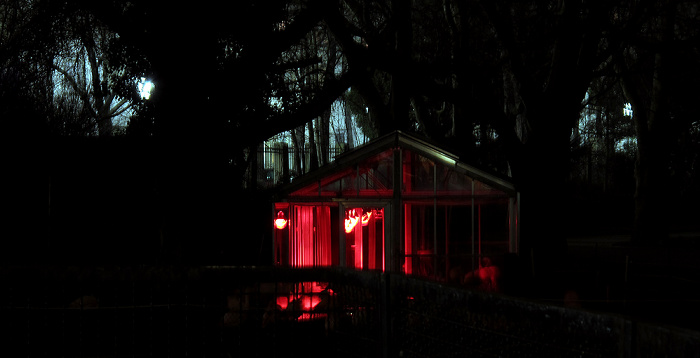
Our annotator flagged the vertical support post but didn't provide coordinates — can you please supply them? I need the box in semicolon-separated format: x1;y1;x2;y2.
257;142;264;183
281;143;289;184
383;205;390;272
391;148;403;273
471;181;475;271
339;203;346;268
478;204;482;263
517;192;520;254
271;203;276;266
433;163;438;280
445;206;450;282
356;208;364;269
508;197;516;253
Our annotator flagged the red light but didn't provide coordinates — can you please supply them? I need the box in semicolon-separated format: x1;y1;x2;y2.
302;295;322;310
345;208;372;232
361;210;372;226
275;282;334;322
274;211;288;230
345;209;360;233
276;296;289;310
345;216;358;233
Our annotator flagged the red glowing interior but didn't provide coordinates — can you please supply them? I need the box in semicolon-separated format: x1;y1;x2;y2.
344;209;360;233
361;211;372;225
275;204;385;272
273;140;518;283
274;281;335;321
344;208;374;233
345;207;385;271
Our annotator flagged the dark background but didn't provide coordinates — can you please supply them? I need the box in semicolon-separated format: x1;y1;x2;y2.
2;2;700;331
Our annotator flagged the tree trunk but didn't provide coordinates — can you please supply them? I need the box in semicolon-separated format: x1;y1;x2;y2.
318;111;330;166
292;126;305;175
633;129;671;244
308;120;319;171
509;101;574;279
627;60;673;245
443;0;465;138
320;35;336;165
621;2;676;245
344;96;355;149
389;0;412;134
490;0;604;289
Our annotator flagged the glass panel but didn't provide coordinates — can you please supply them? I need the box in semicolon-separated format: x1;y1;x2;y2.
476;198;510;256
288;149;394;198
404;203;472;281
275;205;334;267
403;203;437;279
357;149;394;197
403;201;510;284
459;198;508;292
475;180;500;195
319;168;357;197
402;149;435;195
443;205;474;284
400;149;511;199
288;180;320;197
436;161;473;194
344;207;385;271
292;206;316;267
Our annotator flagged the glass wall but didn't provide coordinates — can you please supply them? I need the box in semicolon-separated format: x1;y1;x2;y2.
288;148;394;198
344;207;385;271
401;149;513;282
273;134;518;284
274;203;338;267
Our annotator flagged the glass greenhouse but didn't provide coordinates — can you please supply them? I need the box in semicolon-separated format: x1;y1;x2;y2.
272;131;519;283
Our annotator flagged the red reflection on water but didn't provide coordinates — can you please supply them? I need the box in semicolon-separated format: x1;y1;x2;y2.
275;282;334;318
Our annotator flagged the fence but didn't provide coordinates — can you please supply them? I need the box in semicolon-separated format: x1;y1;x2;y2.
2;266;699;357
250;143;346;188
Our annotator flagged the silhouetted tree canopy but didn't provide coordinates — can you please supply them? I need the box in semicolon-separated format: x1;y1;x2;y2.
2;0;699;264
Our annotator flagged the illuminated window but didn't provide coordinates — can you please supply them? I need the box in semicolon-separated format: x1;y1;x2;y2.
274;203;336;267
344;207;385;271
273;131;519;282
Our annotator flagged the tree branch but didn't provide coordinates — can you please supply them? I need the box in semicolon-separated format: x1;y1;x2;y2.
242;68;357;146
52;63;98;119
108;97;131;118
82;26;106;113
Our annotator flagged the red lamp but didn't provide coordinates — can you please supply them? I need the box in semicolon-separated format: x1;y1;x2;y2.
361;210;372;226
274;211;288;230
344;209;360;233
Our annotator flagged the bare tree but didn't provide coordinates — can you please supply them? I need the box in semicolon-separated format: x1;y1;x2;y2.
51;13;133;136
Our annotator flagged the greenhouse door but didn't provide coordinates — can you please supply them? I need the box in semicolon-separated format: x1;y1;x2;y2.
341;204;387;271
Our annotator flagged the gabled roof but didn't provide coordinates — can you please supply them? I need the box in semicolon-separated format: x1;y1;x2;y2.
276;131;517;198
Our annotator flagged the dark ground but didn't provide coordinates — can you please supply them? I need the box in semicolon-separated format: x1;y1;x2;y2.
546;231;700;331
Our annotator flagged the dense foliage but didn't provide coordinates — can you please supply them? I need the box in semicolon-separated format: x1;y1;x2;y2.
2;0;699;264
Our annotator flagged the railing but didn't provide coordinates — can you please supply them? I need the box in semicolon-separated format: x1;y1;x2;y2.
249;144;346;189
2;266;699;357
